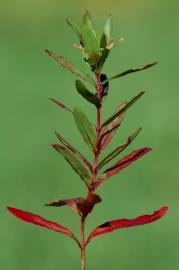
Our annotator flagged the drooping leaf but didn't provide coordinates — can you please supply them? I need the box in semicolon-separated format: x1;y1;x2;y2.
99;127;142;169
101;102;127;150
52;144;91;185
75;80;101;108
49;98;72;113
45;49;95;85
73;108;96;151
7;207;80;247
95;147;151;188
66;17;82;40
104;15;113;40
45;192;101;219
45;197;85;215
86;207;168;244
106;62;158;82
54;131;92;172
102;91;145;128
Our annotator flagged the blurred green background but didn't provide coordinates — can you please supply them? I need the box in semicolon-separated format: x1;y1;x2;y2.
0;0;178;269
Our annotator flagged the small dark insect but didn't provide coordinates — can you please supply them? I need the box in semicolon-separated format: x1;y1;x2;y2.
100;73;109;97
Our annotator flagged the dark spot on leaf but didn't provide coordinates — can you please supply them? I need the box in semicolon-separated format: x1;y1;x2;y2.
99;221;110;228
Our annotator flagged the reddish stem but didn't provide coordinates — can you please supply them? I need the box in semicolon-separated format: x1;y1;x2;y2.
80;218;85;270
91;74;102;188
80;74;102;270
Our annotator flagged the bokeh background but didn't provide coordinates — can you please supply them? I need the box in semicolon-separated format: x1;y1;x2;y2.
0;0;178;269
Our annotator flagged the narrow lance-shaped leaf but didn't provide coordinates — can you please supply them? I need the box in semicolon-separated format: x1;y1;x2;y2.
95;147;151;188
97;34;109;71
54;131;92;172
45;49;95;86
101;102;127;150
104;15;113;41
104;147;151;178
80;12;101;72
75;80;101;108
52;144;91;185
73;108;96;151
86;207;168;245
81;11;100;56
99;127;142;169
102;91;145;128
102;62;158;83
49;98;72;113
66;17;82;40
82;11;94;31
7;207;80;247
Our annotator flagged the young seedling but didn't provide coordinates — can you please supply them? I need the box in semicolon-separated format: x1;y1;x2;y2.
7;12;168;270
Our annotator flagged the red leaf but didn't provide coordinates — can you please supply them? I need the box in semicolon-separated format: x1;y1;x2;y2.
105;147;151;177
86;207;168;244
45;197;86;215
95;147;151;188
101;102;127;150
7;207;80;246
98;127;142;169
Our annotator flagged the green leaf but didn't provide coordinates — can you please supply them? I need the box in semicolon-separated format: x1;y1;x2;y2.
54;131;92;172
102;91;145;127
104;15;113;40
98;127;142;169
82;11;94;31
97;34;110;71
128;127;142;142
75;80;101;108
73;108;96;151
45;49;95;85
81;12;100;67
81;25;100;54
107;62;158;81
52;144;91;185
66;17;82;40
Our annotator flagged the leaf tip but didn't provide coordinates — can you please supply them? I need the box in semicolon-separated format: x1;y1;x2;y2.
141;147;152;155
161;206;168;215
152;61;159;66
7;207;26;221
145;147;152;152
65;17;70;24
44;49;52;56
7;206;13;212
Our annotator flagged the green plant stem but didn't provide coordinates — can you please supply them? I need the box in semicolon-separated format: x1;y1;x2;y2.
80;218;85;270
